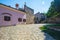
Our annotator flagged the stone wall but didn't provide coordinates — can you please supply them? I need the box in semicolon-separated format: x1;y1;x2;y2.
24;5;34;24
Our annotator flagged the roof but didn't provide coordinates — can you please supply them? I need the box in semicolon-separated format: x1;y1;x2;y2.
24;5;34;12
0;3;25;12
35;12;44;15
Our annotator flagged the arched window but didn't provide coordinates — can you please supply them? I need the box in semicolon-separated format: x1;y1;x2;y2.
23;19;26;22
18;18;22;22
1;13;12;21
4;16;11;21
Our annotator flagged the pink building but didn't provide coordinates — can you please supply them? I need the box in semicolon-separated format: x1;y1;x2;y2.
0;3;26;26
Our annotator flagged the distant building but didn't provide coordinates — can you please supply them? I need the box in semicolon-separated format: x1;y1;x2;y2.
34;12;46;23
46;14;60;24
0;3;34;26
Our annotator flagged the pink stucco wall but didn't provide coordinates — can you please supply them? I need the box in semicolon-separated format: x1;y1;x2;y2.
0;7;26;26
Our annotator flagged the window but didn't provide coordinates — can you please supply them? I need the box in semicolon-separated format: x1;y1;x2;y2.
18;18;22;22
4;16;11;21
23;19;26;22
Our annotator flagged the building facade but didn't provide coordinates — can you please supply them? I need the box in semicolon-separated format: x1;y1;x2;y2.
0;3;34;26
24;4;34;24
34;12;46;23
0;3;26;26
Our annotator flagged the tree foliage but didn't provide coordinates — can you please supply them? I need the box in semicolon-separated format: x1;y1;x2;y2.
46;1;55;18
46;0;60;18
54;0;60;12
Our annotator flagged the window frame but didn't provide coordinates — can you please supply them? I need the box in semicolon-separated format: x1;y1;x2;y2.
4;16;11;21
18;18;22;22
23;19;26;22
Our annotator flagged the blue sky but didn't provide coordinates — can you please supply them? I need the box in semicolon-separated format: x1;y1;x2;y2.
0;0;53;14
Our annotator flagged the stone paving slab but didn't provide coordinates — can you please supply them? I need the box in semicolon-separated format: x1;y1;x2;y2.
0;24;55;40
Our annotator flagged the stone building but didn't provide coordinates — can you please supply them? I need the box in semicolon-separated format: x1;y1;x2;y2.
24;4;34;24
34;12;46;23
0;3;34;26
46;14;60;24
0;3;26;26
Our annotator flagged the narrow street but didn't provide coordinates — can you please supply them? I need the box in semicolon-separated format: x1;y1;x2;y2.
0;24;55;40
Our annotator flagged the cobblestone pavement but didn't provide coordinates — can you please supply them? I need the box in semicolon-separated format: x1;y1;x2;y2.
0;24;55;40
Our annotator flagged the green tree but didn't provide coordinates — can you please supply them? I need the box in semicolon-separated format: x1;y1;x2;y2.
46;0;60;18
54;0;60;12
46;1;56;18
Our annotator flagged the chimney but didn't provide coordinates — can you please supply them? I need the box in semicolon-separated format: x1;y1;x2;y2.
15;3;19;9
